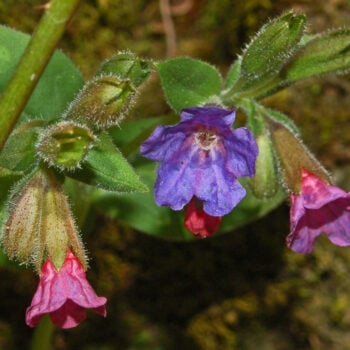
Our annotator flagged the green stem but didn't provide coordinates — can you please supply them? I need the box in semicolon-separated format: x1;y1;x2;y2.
30;315;55;350
0;0;81;151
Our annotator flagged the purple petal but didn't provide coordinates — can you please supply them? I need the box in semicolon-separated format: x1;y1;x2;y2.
191;148;246;215
287;218;321;254
223;127;258;177
181;106;236;127
317;197;350;246
154;147;196;210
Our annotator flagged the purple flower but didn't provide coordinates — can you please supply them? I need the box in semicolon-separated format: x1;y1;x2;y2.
287;169;350;253
26;249;107;329
141;106;258;220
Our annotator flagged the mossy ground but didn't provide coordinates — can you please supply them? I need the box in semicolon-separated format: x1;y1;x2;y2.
0;1;350;349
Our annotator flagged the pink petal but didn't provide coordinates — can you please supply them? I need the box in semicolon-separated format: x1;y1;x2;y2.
26;250;107;328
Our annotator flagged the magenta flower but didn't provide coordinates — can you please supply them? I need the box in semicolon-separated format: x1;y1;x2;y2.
287;169;350;253
140;107;258;235
26;249;107;329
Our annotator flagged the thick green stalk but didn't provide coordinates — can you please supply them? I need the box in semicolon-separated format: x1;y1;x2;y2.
0;0;81;151
29;315;55;350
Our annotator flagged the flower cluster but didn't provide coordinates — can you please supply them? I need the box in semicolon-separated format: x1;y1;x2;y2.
142;106;350;254
3;169;107;329
141;106;258;237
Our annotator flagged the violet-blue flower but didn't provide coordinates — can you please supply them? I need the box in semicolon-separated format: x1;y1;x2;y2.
141;106;258;218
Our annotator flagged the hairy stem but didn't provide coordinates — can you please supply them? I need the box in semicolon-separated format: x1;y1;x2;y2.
0;0;81;151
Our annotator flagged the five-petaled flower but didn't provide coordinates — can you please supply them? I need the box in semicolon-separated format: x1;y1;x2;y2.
141;106;258;236
287;168;350;253
26;249;107;329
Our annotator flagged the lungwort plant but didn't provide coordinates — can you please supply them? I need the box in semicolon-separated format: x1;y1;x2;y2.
0;2;350;337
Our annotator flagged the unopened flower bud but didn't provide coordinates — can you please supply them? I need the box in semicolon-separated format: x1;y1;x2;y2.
250;132;279;199
98;51;153;87
268;120;331;192
2;169;87;272
65;74;136;129
36;121;95;171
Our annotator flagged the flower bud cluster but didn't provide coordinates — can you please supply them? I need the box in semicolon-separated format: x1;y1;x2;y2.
0;52;153;329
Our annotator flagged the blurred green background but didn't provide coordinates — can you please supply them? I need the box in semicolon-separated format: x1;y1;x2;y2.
1;0;350;349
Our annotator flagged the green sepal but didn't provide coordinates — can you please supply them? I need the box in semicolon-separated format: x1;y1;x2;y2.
156;57;222;112
0;167;23;266
0;120;45;172
67;132;148;193
36;121;96;170
0;25;84;122
226;12;306;98
98;51;154;87
258;105;300;135
241;101;280;199
283;29;350;81
0;167;23;226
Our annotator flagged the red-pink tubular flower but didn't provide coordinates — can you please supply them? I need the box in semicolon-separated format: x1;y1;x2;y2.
26;249;107;329
287;169;350;254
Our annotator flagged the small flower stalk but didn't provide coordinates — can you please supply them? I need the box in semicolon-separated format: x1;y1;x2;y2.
26;249;107;329
141;106;258;237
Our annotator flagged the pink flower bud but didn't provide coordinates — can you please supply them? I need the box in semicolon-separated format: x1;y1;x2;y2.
184;197;222;238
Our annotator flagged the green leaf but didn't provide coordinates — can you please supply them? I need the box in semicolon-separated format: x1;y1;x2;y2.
242;12;306;79
0;120;45;172
224;58;242;89
0;25;84;121
98;51;154;87
67;132;148;193
284;29;350;81
156;57;222;112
